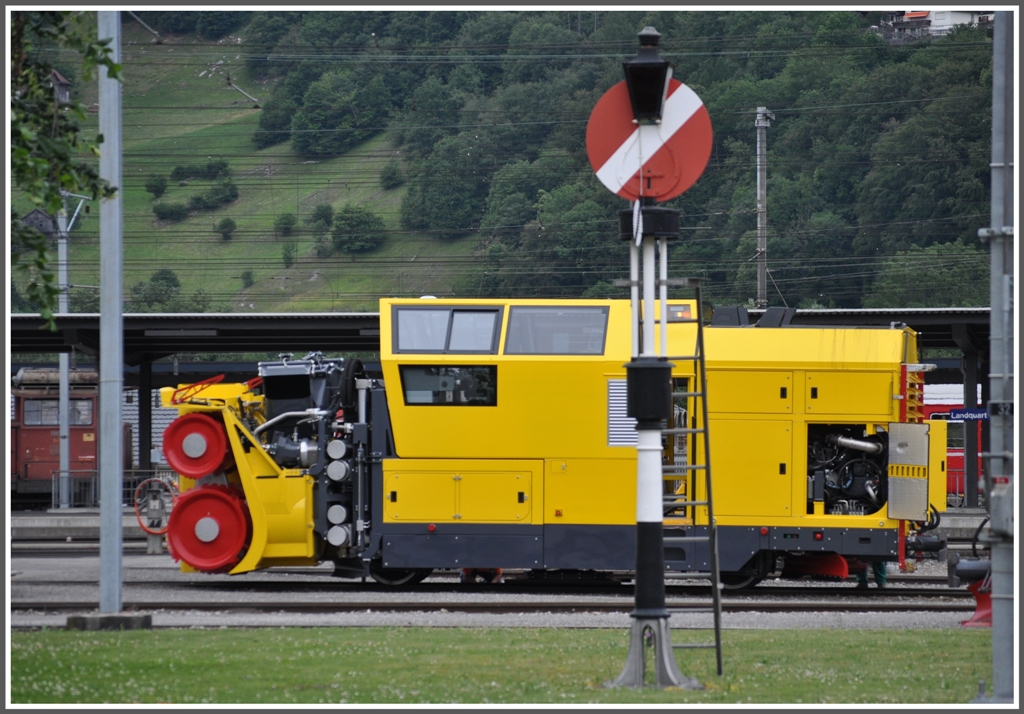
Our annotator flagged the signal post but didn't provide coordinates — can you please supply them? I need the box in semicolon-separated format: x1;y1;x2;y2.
586;27;713;689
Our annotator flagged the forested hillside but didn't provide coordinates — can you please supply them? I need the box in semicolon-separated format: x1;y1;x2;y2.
16;10;993;312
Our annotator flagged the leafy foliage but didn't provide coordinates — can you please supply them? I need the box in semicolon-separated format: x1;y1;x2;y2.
125;270;211;312
195;12;251;40
306;204;334;226
10;11;120;325
281;241;298;268
240;269;255;289
274;213;297;236
380;160;405;190
144;175;167;199
863;240;989;307
170;160;231;182
332;204;388;253
187;180;239;211
152;202;189;222
216;217;237;240
291;71;390;158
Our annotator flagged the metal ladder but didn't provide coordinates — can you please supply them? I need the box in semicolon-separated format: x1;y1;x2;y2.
658;280;723;676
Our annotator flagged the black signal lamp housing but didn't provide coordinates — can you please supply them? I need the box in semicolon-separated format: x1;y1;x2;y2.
623;26;673;123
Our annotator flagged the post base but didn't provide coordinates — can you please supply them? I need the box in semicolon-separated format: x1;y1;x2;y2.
66;614;152;631
607;617;703;690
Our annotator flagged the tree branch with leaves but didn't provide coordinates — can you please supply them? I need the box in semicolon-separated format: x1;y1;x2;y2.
11;11;121;327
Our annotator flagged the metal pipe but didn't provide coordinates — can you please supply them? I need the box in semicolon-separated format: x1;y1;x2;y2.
97;10;123;614
980;11;1014;705
252;409;328;436
57;208;70;509
642;237;655;356
357;380;367;424
630;241;639;358
658;238;667;358
826;434;883;454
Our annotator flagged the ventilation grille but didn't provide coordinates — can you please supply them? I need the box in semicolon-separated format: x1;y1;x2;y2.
608;379;637;446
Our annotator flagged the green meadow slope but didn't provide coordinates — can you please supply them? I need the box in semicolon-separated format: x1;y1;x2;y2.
43;21;480;314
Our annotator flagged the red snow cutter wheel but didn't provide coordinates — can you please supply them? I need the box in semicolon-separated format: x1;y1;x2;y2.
163;413;231;478
166;485;251;572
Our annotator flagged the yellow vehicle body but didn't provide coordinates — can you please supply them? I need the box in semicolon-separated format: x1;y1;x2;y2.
160;297;946;580
380;298;945;533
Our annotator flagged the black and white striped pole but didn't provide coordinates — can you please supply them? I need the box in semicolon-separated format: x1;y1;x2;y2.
608;28;702;691
610;206;702;690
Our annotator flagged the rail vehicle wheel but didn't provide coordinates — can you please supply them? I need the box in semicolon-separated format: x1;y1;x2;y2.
163;413;232;478
719;571;764;590
166;484;250;573
368;563;432;586
719;553;771;590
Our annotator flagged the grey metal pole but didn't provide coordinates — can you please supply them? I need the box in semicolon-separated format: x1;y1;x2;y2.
976;10;1014;705
962;350;980;508
97;10;123;614
57;207;71;509
139;362;152;472
755;107;773;309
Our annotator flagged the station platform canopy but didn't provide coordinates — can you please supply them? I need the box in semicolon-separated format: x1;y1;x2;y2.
11;306;989;367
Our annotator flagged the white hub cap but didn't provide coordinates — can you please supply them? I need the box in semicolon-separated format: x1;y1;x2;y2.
182;433;208;458
194;516;220;543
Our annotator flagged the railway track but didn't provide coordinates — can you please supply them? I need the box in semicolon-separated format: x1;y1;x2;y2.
10;596;974;615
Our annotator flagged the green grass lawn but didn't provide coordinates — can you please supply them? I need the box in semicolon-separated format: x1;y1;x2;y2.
9;627;991;705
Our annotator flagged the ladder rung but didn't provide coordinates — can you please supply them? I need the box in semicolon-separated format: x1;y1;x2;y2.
672;391;704;398
672;643;718;650
664;536;709;545
662;499;709;507
665;355;701;361
663;465;706;472
662;427;706;435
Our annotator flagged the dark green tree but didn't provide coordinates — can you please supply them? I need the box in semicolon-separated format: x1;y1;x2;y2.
153;202;189;222
291;71;388;157
274;213;297;237
332;204;387;253
125;272;211;312
864;241;989;308
144;175;167;199
149;269;181;291
380;160;404;190
306;204;334;226
195;11;251;40
216;217;237;240
282;241;298;268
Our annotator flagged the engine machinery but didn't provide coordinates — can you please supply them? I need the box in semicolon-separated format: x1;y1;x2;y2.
160;298;948;586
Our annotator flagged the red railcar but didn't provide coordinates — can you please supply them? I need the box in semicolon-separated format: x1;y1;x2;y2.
9;368;132;508
922;384;984;507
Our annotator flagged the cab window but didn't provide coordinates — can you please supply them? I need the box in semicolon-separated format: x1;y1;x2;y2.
504;306;609;355
399;366;497;406
394;306;502;354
